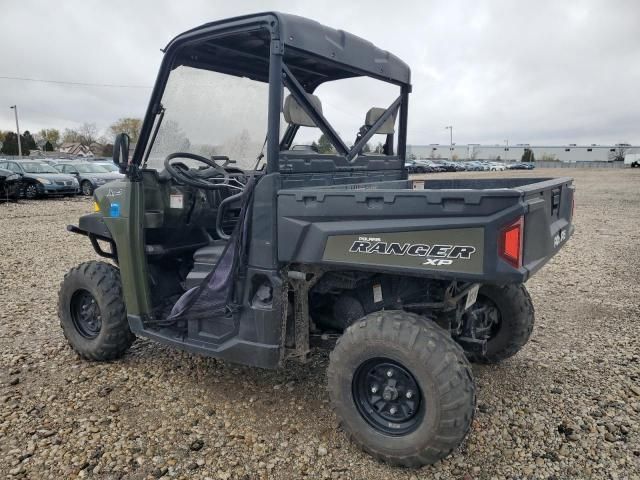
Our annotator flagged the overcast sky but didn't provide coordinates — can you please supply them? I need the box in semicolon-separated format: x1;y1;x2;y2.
1;0;638;146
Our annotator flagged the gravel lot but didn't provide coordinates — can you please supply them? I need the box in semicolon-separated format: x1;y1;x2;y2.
1;168;639;480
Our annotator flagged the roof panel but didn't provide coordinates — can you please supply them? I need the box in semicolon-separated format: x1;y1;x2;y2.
164;12;411;87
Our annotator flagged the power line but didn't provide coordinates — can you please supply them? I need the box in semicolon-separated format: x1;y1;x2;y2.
0;75;152;89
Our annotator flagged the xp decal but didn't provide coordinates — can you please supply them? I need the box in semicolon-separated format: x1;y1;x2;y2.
323;228;484;274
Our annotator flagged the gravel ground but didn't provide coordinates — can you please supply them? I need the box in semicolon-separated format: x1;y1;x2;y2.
1;168;639;480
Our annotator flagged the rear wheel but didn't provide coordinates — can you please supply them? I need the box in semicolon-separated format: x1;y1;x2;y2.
81;180;94;196
464;284;534;363
328;310;475;467
58;261;134;361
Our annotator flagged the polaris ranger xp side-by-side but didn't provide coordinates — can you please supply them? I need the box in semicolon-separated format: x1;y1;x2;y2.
58;13;575;467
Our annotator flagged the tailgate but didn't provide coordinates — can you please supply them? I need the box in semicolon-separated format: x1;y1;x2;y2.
520;177;575;276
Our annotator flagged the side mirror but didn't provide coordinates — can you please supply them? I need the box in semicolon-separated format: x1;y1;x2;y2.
113;133;130;169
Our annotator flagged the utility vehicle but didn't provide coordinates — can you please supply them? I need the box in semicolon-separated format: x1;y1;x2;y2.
58;13;574;467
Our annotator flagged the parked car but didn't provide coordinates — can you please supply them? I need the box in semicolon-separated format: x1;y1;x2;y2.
54;162;124;196
404;160;418;173
0;167;22;201
417;160;446;173
488;162;507;171
290;144;319;152
41;159;67;166
431;160;458;172
407;160;433;173
463;161;485;171
0;160;79;198
508;163;536;170
93;162;121;173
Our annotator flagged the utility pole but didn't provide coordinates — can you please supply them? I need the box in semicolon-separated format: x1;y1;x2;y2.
445;126;453;160
10;105;22;158
504;139;509;162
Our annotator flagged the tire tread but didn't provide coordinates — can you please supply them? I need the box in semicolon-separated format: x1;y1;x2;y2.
58;261;134;361
327;310;476;467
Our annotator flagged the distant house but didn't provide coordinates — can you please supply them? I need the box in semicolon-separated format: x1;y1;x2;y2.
58;142;95;157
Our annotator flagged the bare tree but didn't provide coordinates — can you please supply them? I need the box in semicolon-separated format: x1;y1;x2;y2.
78;123;98;146
63;123;99;146
108;118;142;143
608;143;630;162
37;128;61;148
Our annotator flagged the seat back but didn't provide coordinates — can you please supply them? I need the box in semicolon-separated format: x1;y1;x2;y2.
364;107;397;135
283;94;323;127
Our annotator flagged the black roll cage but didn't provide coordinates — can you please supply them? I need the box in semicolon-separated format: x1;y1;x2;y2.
132;13;411;175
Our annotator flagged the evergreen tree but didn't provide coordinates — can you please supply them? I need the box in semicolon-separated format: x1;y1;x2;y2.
0;132;30;156
521;148;535;163
0;132;18;155
317;134;334;154
23;130;37;149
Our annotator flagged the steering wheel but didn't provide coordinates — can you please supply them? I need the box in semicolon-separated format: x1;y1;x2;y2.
164;152;233;190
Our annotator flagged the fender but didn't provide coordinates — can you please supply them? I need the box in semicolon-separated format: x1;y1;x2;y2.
67;213;116;259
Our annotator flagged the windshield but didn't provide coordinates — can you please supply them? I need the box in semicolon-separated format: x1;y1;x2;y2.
76;164;109;173
144;66;269;170
21;162;60;174
96;163;118;172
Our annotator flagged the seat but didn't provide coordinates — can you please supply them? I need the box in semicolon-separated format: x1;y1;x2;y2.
364;107;397;135
184;240;228;290
352;107;398;154
283;93;323;127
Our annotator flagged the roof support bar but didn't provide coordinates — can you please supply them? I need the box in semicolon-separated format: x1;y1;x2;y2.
282;63;350;156
346;95;402;161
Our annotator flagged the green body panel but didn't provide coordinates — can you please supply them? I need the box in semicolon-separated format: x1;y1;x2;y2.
95;180;152;316
323;228;484;275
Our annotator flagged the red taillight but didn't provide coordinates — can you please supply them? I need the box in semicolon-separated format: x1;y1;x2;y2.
499;216;524;268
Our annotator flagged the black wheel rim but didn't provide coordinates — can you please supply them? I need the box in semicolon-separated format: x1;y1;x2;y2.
82;182;92;195
352;357;423;436
467;295;501;340
70;289;102;338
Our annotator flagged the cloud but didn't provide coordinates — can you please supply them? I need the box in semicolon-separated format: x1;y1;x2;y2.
1;0;638;146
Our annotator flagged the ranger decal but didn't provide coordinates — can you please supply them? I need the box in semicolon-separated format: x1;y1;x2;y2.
322;229;484;274
349;239;476;266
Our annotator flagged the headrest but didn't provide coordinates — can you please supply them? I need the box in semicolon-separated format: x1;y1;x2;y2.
283;94;323;127
365;107;397;135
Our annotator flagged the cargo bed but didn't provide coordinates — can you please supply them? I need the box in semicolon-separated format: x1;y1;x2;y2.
278;177;575;283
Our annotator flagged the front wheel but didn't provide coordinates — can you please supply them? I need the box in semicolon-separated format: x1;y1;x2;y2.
58;261;135;361
23;183;39;199
81;180;94;196
464;284;535;363
328;311;476;467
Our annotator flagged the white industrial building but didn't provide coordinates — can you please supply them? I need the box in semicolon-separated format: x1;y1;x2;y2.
407;144;640;162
